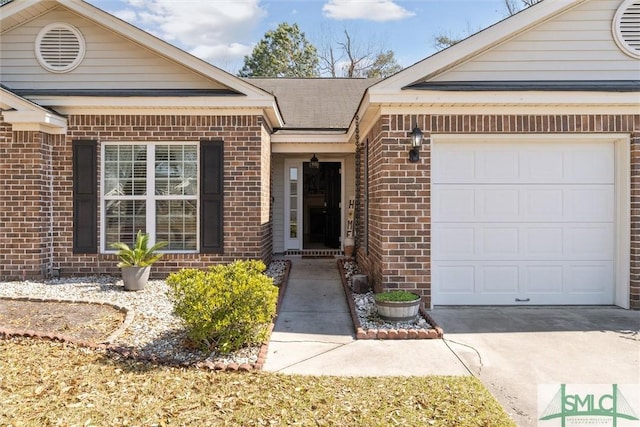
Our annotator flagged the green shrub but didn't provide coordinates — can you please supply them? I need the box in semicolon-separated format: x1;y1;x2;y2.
374;290;420;302
166;260;278;353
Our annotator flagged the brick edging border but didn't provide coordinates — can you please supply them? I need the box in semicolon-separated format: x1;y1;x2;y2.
0;260;293;372
337;259;444;339
0;296;134;346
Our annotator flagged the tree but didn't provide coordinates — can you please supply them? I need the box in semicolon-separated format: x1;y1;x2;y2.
239;23;319;77
365;51;403;78
318;29;402;78
432;0;544;50
504;0;543;15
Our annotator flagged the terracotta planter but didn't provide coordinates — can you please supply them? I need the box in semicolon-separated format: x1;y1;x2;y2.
121;266;151;291
343;237;355;258
375;294;421;322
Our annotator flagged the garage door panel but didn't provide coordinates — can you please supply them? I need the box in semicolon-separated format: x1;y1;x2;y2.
525;189;564;218
433;141;614;184
565;145;615;183
525;265;564;293
522;149;564;181
566;225;615;259
435;261;614;305
568;263;614;293
565;188;614;221
478;150;520;180
481;227;519;257
433;185;614;222
481;266;519;293
437;265;475;293
480;189;520;218
525;227;564;257
432;140;615;306
433;188;475;220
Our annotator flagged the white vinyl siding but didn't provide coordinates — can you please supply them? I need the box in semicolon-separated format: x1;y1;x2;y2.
0;7;223;90
434;0;640;82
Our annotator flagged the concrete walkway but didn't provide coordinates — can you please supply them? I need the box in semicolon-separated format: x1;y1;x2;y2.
263;257;469;376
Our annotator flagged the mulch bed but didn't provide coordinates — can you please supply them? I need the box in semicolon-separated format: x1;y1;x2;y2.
0;299;129;345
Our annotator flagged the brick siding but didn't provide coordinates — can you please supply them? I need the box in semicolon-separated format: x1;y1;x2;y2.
358;114;640;309
0;114;272;280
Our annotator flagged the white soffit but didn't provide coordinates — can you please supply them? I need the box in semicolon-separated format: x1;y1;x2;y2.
0;87;67;133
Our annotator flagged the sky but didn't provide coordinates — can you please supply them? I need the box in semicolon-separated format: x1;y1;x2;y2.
87;0;520;75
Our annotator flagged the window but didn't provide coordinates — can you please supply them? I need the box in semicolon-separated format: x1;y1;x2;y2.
103;143;198;251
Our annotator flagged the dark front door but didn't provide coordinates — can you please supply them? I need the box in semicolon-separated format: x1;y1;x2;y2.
323;163;341;248
303;161;341;249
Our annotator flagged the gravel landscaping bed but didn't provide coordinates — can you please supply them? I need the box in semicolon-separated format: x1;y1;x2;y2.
340;259;442;338
0;260;289;367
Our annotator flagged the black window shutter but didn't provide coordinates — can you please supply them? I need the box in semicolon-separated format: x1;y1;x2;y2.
200;140;224;253
72;140;98;253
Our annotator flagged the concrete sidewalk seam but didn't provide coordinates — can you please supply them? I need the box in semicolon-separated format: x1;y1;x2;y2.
270;341;353;373
443;337;483;376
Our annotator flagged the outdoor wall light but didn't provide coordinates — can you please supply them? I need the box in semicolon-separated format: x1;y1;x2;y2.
310;153;320;169
409;125;423;162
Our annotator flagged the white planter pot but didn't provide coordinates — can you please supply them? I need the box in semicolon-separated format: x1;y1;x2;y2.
121;266;151;291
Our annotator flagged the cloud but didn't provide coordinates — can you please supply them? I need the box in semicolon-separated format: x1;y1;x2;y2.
114;0;266;66
322;0;414;21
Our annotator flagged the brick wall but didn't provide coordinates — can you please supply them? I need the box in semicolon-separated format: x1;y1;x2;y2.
631;133;639;309
0;126;62;279
359;113;640;309
0;114;272;280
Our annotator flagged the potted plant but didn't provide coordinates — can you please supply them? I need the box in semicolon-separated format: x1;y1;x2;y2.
374;290;421;322
110;231;167;291
343;236;355;258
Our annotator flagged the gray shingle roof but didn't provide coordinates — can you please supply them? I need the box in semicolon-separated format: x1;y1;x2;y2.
245;78;378;130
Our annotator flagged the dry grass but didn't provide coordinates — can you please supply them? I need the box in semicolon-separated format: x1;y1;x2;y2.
0;337;516;427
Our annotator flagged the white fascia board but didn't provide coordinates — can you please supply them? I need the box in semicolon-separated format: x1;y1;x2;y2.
370;90;640;109
29;95;278;108
0;0;42;20
2;110;67;134
272;133;349;145
370;0;587;93
272;142;355;154
55;105;281;132
55;0;282;126
0;87;46;111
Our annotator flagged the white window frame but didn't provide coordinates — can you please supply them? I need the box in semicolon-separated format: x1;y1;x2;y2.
101;141;200;253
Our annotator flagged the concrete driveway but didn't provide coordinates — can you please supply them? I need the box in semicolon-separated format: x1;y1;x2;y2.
430;307;640;427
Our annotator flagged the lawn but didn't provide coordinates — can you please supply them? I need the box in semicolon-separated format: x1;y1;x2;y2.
0;338;515;426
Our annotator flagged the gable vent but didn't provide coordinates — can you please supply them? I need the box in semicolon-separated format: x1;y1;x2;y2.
35;23;86;73
613;0;640;59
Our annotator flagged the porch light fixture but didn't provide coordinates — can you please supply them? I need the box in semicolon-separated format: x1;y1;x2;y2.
310;154;320;169
409;125;423;162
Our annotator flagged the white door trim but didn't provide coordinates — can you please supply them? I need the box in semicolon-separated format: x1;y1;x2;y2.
283;157;347;251
284;159;302;250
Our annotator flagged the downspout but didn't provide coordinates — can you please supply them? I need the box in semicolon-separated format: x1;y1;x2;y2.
354;115;361;253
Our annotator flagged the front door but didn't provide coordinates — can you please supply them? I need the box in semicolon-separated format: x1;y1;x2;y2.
285;159;342;251
322;163;341;248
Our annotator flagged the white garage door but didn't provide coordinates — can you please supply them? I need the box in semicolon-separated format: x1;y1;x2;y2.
432;140;615;305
